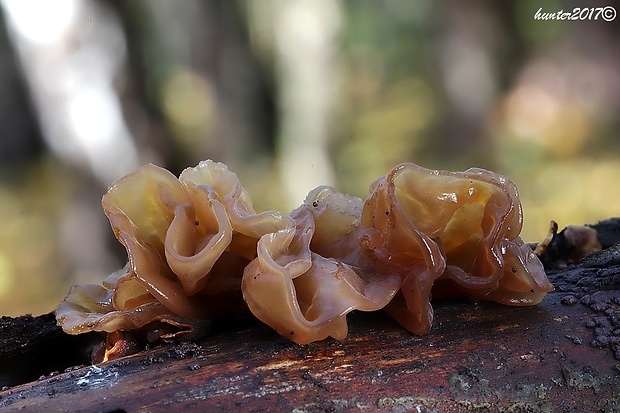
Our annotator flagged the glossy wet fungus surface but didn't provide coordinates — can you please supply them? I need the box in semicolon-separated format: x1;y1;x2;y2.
56;161;554;354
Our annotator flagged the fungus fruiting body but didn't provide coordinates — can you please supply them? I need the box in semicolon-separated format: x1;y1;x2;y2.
56;160;292;343
242;186;402;344
359;163;553;335
56;161;553;350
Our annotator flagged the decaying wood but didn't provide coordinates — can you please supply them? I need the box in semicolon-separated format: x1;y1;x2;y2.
1;220;620;412
0;313;99;388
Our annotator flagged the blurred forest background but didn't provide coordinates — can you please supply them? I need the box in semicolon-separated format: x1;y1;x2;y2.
0;0;619;316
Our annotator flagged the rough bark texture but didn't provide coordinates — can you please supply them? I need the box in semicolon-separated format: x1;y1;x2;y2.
0;313;100;388
1;220;620;412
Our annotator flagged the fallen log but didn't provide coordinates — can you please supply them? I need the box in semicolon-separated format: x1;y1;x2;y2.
1;220;620;412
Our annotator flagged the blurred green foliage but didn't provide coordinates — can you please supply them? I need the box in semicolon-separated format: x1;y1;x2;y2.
0;0;619;316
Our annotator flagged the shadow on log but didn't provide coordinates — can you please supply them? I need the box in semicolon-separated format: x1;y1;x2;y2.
1;219;620;412
0;313;100;388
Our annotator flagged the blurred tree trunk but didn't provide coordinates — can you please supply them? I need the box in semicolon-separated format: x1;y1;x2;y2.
0;6;44;171
104;0;277;174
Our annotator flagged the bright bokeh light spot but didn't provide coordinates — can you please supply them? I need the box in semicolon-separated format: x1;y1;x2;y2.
67;86;118;148
163;69;214;129
442;42;495;118
505;85;558;140
1;0;78;44
501;64;591;158
276;0;340;55
1;0;139;185
65;85;138;183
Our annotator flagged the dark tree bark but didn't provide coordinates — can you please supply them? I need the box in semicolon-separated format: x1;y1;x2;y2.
0;6;45;170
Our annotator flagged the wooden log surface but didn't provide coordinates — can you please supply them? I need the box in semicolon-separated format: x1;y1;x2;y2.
2;221;620;412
